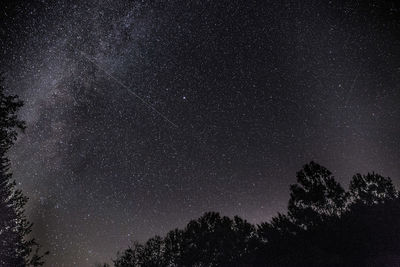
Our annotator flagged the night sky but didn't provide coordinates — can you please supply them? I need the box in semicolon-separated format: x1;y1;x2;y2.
1;0;399;266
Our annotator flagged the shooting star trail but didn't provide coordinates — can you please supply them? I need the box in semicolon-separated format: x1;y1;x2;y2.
71;45;179;128
345;66;361;106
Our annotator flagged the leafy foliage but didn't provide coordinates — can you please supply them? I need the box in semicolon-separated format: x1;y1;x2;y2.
288;161;348;228
112;161;400;266
349;172;397;205
114;212;259;267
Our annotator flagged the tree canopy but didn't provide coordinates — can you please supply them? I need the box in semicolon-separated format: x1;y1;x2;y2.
112;161;400;267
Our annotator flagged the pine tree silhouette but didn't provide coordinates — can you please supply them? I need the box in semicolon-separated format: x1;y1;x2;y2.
0;76;47;266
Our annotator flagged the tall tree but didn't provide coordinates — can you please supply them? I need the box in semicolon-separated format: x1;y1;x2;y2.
288;161;348;228
0;76;46;266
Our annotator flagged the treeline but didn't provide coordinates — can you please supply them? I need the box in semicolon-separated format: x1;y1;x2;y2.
108;162;400;267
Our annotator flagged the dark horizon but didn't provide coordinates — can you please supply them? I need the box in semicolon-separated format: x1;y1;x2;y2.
1;0;399;265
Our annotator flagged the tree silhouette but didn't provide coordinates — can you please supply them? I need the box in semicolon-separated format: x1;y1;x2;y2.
349;172;397;206
113;212;259;267
112;161;400;266
178;212;258;266
258;162;400;267
0;76;47;266
288;161;348;228
163;229;185;266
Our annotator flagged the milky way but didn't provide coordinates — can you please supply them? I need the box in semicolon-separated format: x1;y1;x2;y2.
1;1;399;265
